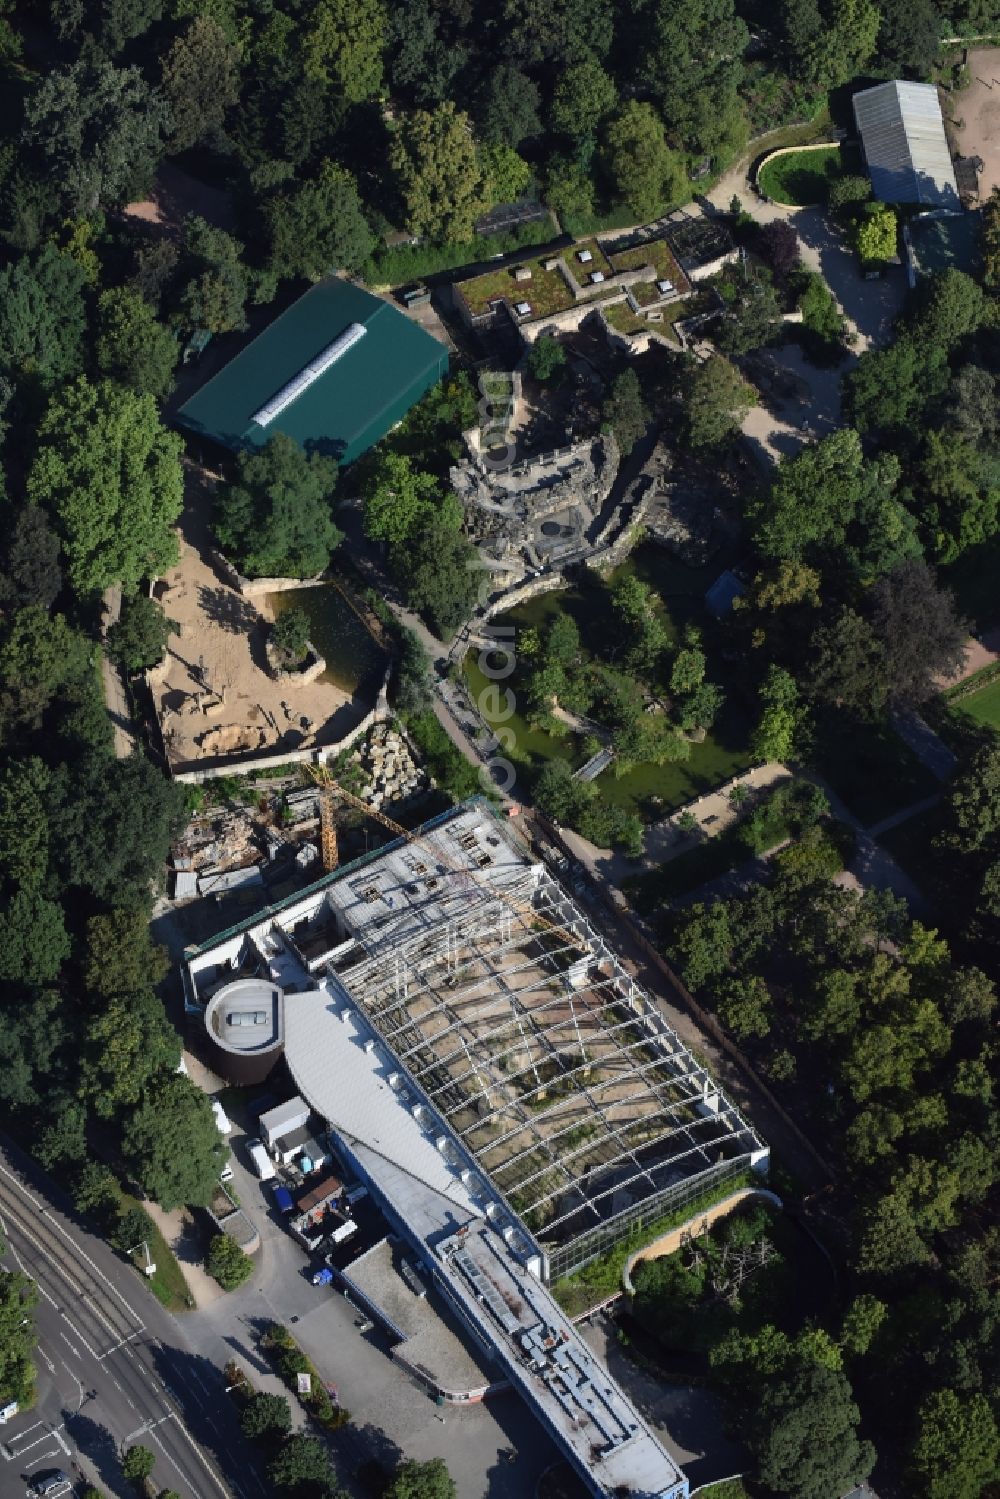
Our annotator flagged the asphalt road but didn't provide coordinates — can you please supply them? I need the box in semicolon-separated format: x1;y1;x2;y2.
0;1143;269;1499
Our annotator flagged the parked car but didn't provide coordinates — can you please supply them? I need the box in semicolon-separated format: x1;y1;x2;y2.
30;1473;73;1498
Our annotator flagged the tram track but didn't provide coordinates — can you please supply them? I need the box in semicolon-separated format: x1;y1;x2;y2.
0;1163;144;1356
0;1147;239;1499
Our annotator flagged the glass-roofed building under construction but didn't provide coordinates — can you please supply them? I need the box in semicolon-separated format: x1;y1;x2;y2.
185;800;768;1282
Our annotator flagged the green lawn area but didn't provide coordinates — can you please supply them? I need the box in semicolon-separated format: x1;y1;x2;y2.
950;677;1000;731
607;237;685;288
757;144;847;205
457;256;573;318
120;1191;192;1312
604;301;651;335
562;236;614;286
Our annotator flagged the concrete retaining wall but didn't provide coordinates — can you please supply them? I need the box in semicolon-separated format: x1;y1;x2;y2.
211;549;328;598
753;138;844;201
621;1187;784;1294
170;666;392;783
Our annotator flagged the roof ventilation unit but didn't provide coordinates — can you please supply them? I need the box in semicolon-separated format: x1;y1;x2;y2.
251;322;367;427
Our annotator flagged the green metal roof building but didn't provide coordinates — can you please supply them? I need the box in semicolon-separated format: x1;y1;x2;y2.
176;279;448;465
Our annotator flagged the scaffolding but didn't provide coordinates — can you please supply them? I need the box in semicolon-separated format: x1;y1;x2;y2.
328;822;764;1279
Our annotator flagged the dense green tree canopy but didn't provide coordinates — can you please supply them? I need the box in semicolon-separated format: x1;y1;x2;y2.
641;0;748;155
56;751;186;908
0;242;87;386
265;163;374;279
603;102;685;222
95;288;178;399
214;434;341;580
390;103;489;243
0;507;62;612
602;367;647;455
206;1234;254;1290
122;1073;227;1209
23;58;168;215
0;1270;38;1408
301;0;386;100
753;428;920;584
162;16;240;153
28;378;183;596
385;1458;457;1499
683;356;755;449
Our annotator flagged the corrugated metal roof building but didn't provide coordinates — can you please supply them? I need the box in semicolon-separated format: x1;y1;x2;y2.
176;278;448;465
853;81;960;209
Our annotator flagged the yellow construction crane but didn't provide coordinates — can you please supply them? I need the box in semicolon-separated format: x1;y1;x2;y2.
302;762;411;870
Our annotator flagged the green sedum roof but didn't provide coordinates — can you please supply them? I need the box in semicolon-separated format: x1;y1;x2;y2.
176;278;448;465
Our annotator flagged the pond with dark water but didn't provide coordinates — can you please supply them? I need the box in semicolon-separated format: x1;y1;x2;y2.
269;583;388;700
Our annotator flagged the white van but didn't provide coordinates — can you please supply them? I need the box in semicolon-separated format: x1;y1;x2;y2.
246;1138;276;1181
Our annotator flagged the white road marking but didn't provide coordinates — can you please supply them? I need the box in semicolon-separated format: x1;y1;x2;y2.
52;1427;69;1455
102;1332;142;1357
58;1332;82;1361
164;1410;233;1499
37;1344;56;1373
7;1426;55;1456
23;1448;59;1469
0;1161;144;1327
61;1316;101;1363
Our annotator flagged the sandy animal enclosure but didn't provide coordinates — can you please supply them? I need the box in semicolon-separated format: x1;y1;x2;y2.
953;49;1000;197
150;466;368;773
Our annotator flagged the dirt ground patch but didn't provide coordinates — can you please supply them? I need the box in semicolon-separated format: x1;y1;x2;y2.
952;50;1000;196
124;160;236;239
935;633;999;689
150;463;377;774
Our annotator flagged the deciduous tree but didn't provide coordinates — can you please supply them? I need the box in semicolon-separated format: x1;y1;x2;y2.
0;242;88;386
28;378;183;596
385;1458;457;1499
870;561;968;704
0;506;62;612
265;162;373;279
682;355;755;449
107;593;174;672
549;58;618;140
390;103;489;243
855;203;897;263
751;1362;876;1499
0;1270;37;1408
214;434;341;580
23;58;168;215
206;1234;254;1290
911;1388;999;1499
362;453;441;547
241;1391;292;1443
301;0;386;101
475;65;541;147
123;1073;227;1209
604;102;684;222
95;288;178;400
161;16;240;152
602;367;647;455
750;665;810;762
79;989;180;1118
